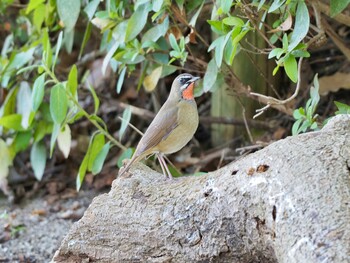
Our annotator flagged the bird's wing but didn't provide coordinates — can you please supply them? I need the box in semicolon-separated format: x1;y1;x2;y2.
135;102;179;156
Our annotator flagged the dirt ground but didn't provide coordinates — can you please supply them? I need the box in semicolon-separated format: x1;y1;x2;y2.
0;189;101;263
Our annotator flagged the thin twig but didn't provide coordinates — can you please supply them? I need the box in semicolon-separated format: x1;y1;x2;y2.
236;97;254;143
241;4;276;49
118;116;143;136
250;57;304;118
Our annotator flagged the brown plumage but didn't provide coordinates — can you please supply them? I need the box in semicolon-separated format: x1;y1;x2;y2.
119;73;200;178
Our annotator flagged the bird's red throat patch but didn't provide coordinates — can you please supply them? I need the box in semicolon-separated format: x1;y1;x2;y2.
182;82;195;100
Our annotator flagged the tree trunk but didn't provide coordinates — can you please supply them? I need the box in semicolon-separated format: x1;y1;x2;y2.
53;115;350;263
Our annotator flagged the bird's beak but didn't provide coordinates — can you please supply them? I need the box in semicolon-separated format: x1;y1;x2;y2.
188;76;200;83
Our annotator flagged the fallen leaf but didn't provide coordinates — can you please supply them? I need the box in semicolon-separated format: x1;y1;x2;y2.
188;28;197;44
143;66;163;92
269;11;292;33
273;127;287;140
319;72;350;95
31;209;47;216
57;124;71;158
168;26;183;40
91;17;111;30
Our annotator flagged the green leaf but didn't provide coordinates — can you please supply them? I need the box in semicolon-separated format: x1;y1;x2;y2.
222;17;244;27
50;84;68;124
268;48;284;59
57;0;81;32
0;114;24;131
125;3;150;42
116;66;127;94
293;107;305;119
223;38;235;65
41;102;53;122
76;152;89;191
30;140;47;181
220;0;233;14
152;0;163;12
334;101;350;115
207;20;224;34
208;33;231;68
310;122;318;130
167;165;181;177
330;0;350;16
33;3;45;30
67;65;78;97
141;16;169;43
87;83;100;114
292;118;302;135
175;0;184;9
284;55;297;83
272;65;280;75
42;29;52;68
102;41;119;75
26;0;45;14
2;48;35;84
50;122;60;157
84;0;100;20
117;148;134;168
282;33;289;50
87;133;105;171
268;0;286;13
206;72;224;94
258;0;266;10
189;1;204;27
92;142;110;175
169;33;180;52
12;131;32;153
33;120;53;142
112;20;128;42
288;1;309;51
2;34;13;57
0;86;17;117
228;29;248;64
203;58;218;92
79;22;92;59
119;106;131;140
299;119;310;133
291;49;310;58
0;139;12;183
52;31;63;70
63;28;74;53
32;74;46;111
309;74;320;111
17;82;32;129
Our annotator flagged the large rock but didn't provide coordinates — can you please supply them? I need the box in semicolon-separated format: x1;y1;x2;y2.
53;115;350;263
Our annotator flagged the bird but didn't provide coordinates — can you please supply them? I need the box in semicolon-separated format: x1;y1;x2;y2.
119;73;200;178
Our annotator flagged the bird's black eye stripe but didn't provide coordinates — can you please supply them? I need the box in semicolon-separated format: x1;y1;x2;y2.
179;76;192;85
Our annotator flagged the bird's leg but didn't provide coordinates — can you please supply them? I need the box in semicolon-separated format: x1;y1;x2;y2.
156;153;167;178
157;153;173;179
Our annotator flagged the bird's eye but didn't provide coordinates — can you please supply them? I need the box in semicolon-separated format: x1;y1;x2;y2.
179;76;191;85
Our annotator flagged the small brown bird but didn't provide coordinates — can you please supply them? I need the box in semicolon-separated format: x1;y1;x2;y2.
119;73;200;178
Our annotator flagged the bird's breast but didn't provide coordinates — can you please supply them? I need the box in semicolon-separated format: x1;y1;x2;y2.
157;100;198;154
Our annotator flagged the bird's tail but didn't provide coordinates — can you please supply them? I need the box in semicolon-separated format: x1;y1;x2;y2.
118;153;142;177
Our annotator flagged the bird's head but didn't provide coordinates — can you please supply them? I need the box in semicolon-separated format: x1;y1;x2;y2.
170;73;200;101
